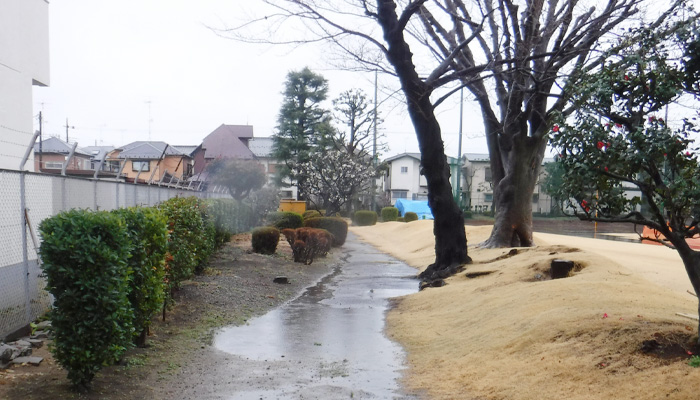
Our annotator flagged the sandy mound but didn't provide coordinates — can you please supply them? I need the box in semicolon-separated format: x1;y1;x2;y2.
351;220;700;400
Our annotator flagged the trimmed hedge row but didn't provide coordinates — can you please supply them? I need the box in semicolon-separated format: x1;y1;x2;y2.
404;211;418;222
38;196;228;389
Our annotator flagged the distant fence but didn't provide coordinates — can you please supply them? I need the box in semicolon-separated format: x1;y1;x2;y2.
0;168;229;339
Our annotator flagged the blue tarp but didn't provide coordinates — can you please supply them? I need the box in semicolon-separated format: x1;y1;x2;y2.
394;199;434;220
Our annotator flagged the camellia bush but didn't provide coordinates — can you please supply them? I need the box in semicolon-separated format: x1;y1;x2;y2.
39;210;134;389
550;21;700;341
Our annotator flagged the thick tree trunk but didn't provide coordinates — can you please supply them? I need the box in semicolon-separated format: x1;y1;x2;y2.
669;240;700;344
482;137;546;248
377;0;470;281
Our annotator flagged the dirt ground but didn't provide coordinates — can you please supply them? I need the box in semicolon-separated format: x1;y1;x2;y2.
351;219;700;400
0;234;338;400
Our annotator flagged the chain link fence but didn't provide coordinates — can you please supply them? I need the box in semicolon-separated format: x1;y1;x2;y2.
0;168;228;339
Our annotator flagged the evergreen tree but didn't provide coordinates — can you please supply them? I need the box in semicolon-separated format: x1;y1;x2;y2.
272;67;334;198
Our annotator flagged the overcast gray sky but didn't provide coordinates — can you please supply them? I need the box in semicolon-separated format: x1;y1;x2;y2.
32;1;487;159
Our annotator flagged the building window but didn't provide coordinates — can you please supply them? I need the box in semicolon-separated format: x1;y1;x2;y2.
45;161;63;169
532;193;539;203
393;190;408;199
484;167;492;182
484;193;493;202
400;166;408;173
132;160;151;172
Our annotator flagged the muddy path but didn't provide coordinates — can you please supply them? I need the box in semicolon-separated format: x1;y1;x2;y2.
156;234;421;399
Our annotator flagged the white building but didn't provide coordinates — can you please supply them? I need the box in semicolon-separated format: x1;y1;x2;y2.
462;153;554;214
0;0;50;171
383;153;461;204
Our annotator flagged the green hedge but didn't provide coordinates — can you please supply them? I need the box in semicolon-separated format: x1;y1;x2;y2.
159;197;214;290
267;211;304;229
39;210;134;389
303;209;322;219
112;207;168;347
353;210;377;226
381;207;399;222
303;217;348;246
252;226;280;255
404;211;418;222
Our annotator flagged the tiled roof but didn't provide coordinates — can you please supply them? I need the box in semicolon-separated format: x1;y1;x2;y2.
202;124;255;160
34;137;90;156
82;145;115;159
117;141;187;159
173;145;200;156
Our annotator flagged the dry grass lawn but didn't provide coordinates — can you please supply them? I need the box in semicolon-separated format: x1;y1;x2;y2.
351;220;700;400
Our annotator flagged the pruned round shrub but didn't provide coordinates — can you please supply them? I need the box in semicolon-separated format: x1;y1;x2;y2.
463;210;473;219
353;210;378;226
112;207;168;347
39;210;134;389
303;209;322;219
381;207;399;222
252;226;280;255
266;211;304;229
397;217;406;222
303;217;348;246
404;212;418;222
281;227;334;264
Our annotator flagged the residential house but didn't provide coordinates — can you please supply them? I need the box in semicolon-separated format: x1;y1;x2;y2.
33;137;93;175
197;124;255;174
382;153;461;204
1;0;50;171
247;136;298;199
462;153;554;214
108;141;193;184
82;145;118;172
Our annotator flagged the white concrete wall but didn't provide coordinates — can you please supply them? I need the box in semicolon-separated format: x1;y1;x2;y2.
0;0;50;171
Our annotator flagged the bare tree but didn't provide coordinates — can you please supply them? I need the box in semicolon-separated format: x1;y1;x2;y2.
224;0;680;280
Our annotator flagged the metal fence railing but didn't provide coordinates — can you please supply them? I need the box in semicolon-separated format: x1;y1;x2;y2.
0;168;228;339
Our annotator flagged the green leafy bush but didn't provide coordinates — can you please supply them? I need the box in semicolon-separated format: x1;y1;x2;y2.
381;207;399;222
266;211;304;229
463;210;473;219
404;212;418;222
252;226;280;254
303;209;322;219
39;210;133;389
353;210;377;226
397;217;406;222
112;207;168;347
158;197;210;290
303;217;348;246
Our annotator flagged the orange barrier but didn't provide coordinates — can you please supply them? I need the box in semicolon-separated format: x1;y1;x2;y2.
641;225;700;250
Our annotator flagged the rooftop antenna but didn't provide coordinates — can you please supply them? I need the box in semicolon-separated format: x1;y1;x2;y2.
146;100;153;140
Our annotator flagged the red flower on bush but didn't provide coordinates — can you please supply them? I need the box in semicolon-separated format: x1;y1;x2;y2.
552;125;559;132
597;141;605;150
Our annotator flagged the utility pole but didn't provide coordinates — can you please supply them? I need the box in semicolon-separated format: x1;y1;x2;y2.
371;70;378;212
64;118;74;143
38;112;43;170
455;88;464;208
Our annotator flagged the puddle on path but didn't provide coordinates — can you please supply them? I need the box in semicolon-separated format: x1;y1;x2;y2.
214;234;420;399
